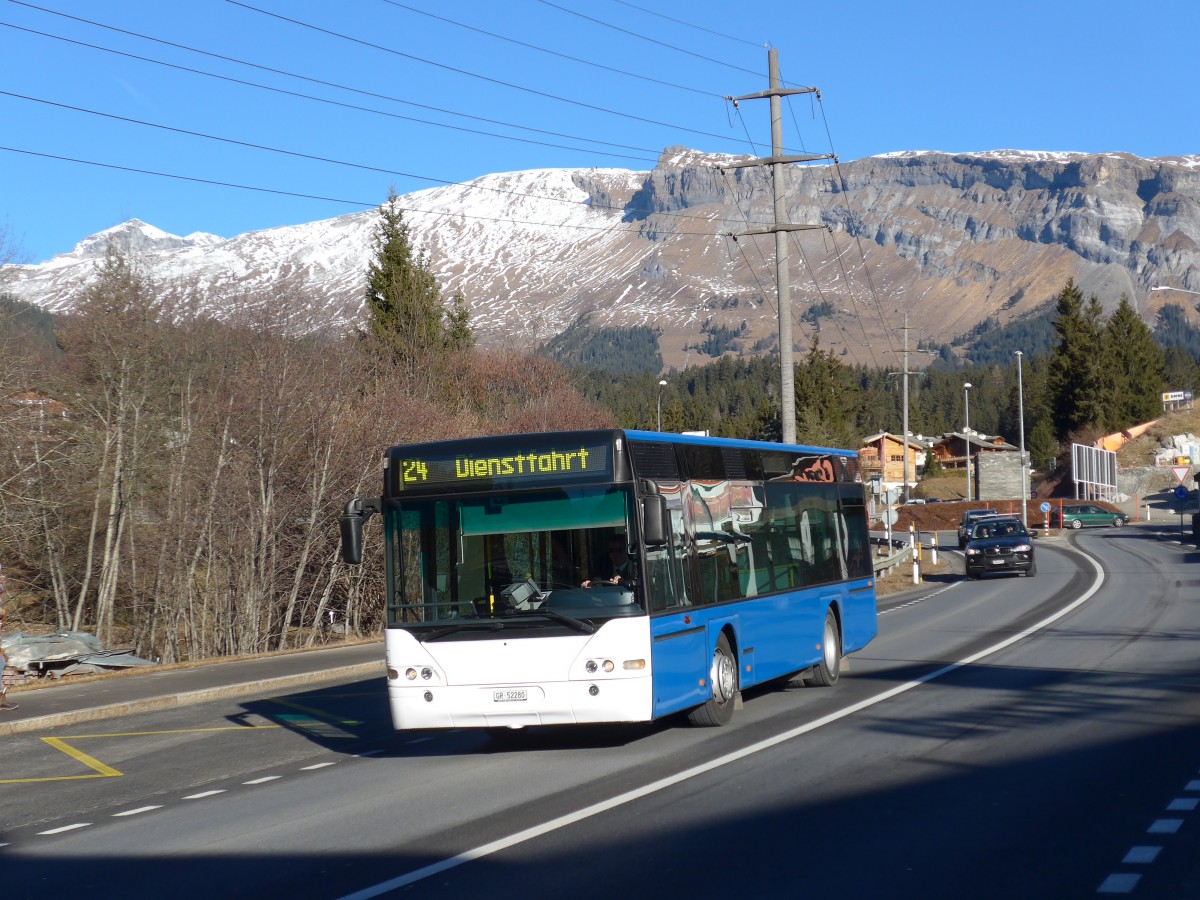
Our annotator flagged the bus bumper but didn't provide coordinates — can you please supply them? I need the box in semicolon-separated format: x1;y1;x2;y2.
387;676;654;729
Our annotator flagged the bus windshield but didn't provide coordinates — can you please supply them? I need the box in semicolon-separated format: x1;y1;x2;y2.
387;484;644;630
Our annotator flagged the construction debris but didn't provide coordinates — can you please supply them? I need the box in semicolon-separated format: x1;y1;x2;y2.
1;631;157;682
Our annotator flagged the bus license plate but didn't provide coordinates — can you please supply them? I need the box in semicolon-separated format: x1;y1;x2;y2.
494;689;527;702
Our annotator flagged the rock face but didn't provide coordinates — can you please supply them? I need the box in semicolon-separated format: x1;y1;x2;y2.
4;148;1199;369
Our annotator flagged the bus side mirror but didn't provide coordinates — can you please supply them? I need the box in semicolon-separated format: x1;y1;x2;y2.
640;481;668;547
339;497;381;565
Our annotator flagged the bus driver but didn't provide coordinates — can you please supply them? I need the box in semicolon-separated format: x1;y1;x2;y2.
583;536;633;588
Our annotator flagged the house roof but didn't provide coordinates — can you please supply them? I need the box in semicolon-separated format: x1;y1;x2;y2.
935;431;1019;452
860;432;934;449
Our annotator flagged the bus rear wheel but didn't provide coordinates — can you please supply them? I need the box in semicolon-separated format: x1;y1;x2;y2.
688;633;737;727
806;609;842;687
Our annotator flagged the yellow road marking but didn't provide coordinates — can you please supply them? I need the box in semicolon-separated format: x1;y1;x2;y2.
37;737;123;779
0;724;279;785
1;688;371;785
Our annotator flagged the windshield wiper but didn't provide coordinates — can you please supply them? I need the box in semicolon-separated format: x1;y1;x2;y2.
422;620;506;641
514;608;596;634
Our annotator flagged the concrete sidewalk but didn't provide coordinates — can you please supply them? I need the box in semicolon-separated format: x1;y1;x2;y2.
0;640;384;737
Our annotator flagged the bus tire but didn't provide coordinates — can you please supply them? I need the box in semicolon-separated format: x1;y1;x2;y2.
807;609;841;687
688;633;737;727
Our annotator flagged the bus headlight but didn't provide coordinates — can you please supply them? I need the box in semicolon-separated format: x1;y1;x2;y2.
586;660;597;673
421;667;434;680
602;659;615;672
405;667;418;680
623;659;646;671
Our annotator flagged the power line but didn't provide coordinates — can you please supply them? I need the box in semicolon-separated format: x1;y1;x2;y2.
532;0;762;77
607;0;766;50
377;0;724;99
2;8;664;161
0;89;754;229
225;0;746;146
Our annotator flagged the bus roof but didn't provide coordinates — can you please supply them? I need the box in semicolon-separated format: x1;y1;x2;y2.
623;429;859;459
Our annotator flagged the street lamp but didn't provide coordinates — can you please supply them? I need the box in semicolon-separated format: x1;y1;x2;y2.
657;379;667;431
1015;351;1027;527
963;382;973;502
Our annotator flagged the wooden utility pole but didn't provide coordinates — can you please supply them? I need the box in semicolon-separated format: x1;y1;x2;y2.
727;49;832;445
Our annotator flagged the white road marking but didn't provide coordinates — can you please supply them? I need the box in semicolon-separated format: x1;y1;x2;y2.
1147;819;1182;834
38;823;91;835
1185;779;1200;791
1121;846;1160;863
1097;873;1140;894
301;762;336;770
182;790;225;800
879;581;962;614
243;776;282;785
1166;798;1197;811
112;806;161;817
340;551;1107;899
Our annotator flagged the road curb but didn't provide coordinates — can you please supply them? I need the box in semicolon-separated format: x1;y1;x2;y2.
0;660;384;738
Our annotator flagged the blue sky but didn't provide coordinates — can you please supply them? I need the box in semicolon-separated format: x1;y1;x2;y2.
2;0;1197;264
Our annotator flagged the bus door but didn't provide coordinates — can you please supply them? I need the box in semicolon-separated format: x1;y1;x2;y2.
646;482;707;717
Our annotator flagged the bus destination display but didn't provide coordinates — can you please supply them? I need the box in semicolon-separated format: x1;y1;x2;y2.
394;441;612;492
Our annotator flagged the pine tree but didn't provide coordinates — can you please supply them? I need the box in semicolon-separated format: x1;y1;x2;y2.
1103;295;1164;428
1028;416;1057;470
1074;294;1109;430
794;336;855;447
1047;280;1107;439
362;190;471;373
444;289;475;352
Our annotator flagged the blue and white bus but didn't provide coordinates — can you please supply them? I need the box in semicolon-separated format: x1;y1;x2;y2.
340;429;877;730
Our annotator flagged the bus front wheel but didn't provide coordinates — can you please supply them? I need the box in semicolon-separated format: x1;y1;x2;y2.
688;633;737;727
806;609;842;687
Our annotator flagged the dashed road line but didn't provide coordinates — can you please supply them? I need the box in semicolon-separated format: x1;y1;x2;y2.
112;806;161;817
1122;847;1160;864
1097;767;1200;893
1098;873;1140;894
38;823;90;835
10;753;360;850
879;581;962;614
1147;818;1182;834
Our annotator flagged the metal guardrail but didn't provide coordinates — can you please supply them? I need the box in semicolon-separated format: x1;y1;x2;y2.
871;536;911;577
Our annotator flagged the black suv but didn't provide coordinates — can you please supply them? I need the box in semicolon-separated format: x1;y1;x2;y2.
963;516;1036;580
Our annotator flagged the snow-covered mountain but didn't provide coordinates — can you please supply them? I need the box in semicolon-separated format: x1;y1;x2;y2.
4;146;1199;367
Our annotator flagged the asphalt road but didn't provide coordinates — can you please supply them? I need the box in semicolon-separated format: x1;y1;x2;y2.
3;524;1200;899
